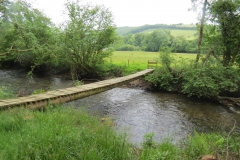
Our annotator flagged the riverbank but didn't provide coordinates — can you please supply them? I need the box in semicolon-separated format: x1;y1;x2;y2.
0;105;239;159
1;69;240;159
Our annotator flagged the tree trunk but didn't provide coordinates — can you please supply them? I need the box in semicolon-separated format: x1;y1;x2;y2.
195;0;208;66
230;43;240;64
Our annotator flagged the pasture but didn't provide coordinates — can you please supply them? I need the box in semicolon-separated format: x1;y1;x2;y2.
106;51;196;73
142;29;197;40
170;30;197;40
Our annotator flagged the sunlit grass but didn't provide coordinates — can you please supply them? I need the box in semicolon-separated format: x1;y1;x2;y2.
105;51;196;74
170;30;197;40
106;51;159;73
141;29;197;40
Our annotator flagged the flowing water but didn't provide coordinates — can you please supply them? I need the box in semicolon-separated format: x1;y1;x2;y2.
1;69;240;145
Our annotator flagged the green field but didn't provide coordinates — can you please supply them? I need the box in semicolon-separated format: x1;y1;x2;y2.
170;30;197;40
106;51;196;73
142;29;197;40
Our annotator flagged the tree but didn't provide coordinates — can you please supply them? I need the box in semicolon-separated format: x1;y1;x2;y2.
145;29;170;52
134;33;145;47
123;34;134;45
0;0;59;73
171;36;188;53
0;0;11;53
193;0;210;64
63;0;116;79
210;0;240;66
192;0;240;66
0;0;6;19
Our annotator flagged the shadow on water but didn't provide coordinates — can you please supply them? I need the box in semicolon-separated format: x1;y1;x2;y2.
1;69;240;146
0;69;73;96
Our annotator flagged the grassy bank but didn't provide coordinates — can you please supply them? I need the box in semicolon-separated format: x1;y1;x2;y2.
0;106;136;159
0;106;239;159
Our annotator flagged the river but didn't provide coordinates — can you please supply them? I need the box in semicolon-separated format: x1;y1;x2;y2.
1;69;240;145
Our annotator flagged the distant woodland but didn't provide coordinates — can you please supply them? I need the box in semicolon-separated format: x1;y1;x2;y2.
113;24;198;53
116;24;196;36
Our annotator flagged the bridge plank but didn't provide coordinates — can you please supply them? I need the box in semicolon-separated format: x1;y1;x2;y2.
0;69;154;109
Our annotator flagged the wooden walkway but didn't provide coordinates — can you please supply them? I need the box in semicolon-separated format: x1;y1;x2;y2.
0;69;154;110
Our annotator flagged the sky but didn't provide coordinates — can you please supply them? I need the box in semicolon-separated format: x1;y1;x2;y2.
30;0;199;27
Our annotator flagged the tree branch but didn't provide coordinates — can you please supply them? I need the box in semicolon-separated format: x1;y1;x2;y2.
0;44;14;56
202;46;213;66
212;52;221;62
0;44;32;56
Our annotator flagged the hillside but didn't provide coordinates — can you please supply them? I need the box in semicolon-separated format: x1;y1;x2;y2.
141;29;197;40
116;24;197;36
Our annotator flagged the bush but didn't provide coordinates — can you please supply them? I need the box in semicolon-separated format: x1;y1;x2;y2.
146;52;240;98
116;44;140;51
97;63;126;78
146;67;178;91
182;62;240;98
145;51;181;92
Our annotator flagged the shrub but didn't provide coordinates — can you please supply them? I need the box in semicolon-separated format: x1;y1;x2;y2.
116;44;140;51
182;62;240;98
145;51;181;91
146;51;240;98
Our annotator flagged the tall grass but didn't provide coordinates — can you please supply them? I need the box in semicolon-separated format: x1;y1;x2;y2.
140;131;240;160
0;106;136;160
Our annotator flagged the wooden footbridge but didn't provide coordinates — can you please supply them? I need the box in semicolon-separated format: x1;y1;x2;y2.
0;69;154;110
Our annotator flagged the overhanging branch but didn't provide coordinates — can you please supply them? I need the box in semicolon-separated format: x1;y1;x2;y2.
0;44;32;56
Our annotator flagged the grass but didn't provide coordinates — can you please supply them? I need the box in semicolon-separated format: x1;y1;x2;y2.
170;30;197;40
0;106;239;159
0;106;136;160
141;131;240;160
107;51;159;72
106;51;196;74
142;29;197;40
